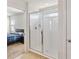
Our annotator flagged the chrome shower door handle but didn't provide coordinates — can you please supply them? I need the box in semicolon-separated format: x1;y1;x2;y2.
41;30;43;45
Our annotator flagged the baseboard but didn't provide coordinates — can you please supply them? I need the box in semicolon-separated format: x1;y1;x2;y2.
29;49;55;59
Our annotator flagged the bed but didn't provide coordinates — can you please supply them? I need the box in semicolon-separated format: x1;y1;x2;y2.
7;29;24;45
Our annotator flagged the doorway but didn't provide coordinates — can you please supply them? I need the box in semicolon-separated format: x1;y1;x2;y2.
7;7;25;59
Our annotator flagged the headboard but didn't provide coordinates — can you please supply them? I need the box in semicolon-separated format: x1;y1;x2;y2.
15;29;24;33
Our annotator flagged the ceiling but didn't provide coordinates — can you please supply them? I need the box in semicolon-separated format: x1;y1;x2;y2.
7;7;24;16
26;0;58;12
7;0;58;16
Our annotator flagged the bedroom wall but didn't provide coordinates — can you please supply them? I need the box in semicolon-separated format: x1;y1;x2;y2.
10;13;25;30
15;14;25;29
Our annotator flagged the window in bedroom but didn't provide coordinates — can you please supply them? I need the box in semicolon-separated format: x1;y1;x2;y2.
10;18;15;32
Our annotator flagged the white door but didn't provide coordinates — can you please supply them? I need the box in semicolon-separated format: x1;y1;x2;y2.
67;38;71;59
67;0;71;58
42;6;59;59
67;14;71;59
30;12;42;52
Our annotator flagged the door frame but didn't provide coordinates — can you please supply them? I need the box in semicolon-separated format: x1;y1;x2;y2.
24;2;30;53
58;0;71;59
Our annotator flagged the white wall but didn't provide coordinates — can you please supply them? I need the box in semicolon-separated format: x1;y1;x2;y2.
10;13;25;30
15;14;25;29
